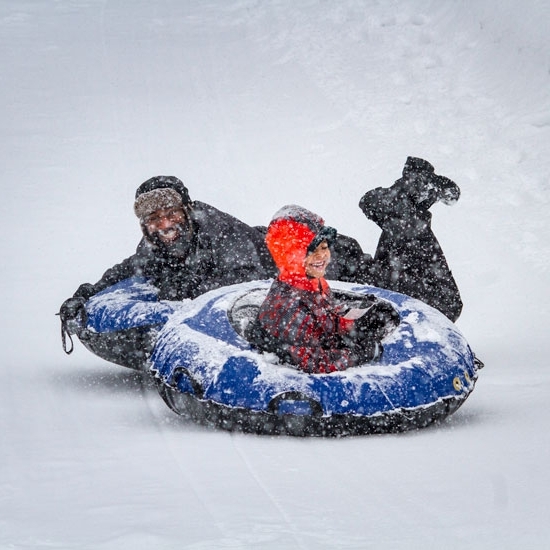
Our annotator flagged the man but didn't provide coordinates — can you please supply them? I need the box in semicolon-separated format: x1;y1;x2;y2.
59;176;276;326
59;158;462;332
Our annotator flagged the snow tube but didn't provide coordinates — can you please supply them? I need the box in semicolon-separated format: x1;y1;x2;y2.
149;280;480;436
78;277;479;435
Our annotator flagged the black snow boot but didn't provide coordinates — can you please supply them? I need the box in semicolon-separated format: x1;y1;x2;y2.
359;156;460;228
401;156;460;209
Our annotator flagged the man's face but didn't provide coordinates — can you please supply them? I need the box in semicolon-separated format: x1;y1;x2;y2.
144;207;189;244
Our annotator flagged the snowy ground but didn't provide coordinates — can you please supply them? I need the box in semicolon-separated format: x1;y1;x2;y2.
2;1;550;548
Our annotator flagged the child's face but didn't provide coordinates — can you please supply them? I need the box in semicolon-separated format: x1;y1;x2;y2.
304;241;331;279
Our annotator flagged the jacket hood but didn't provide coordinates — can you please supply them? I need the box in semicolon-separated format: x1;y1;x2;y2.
265;205;336;292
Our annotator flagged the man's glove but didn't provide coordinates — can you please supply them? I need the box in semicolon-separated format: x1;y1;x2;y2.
353;301;400;344
340;301;400;365
59;296;88;334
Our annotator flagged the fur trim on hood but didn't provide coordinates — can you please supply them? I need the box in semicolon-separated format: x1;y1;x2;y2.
134;175;191;221
134;187;183;221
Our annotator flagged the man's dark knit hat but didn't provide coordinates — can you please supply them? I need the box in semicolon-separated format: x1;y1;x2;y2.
134;176;191;220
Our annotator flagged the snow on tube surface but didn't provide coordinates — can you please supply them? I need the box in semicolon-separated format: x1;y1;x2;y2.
149;280;480;436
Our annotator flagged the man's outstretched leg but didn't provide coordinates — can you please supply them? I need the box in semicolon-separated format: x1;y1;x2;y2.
359;157;463;322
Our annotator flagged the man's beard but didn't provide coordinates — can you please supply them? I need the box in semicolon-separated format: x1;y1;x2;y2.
147;223;193;259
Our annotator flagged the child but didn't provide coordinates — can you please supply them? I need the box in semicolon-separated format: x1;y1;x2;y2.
248;205;400;374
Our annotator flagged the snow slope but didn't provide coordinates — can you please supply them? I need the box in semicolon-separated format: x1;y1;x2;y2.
2;1;549;548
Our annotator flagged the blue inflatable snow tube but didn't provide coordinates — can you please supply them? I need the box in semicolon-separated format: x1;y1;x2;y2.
146;280;479;436
80;277;479;435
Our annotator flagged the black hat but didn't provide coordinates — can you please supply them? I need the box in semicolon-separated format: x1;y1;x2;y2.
135;176;191;205
134;176;191;220
307;225;337;254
